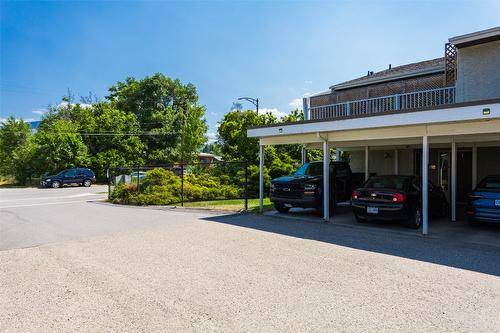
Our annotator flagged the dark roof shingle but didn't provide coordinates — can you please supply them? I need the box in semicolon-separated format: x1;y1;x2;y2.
331;58;444;90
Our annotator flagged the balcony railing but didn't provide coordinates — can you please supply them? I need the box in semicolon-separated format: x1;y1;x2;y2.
309;87;456;120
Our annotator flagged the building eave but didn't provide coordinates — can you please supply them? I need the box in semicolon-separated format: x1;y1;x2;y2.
449;26;500;48
247;98;500;141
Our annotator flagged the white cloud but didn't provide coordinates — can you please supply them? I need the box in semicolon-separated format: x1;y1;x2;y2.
0;117;36;124
258;107;288;119
59;102;92;109
206;132;218;143
32;109;47;115
288;98;303;109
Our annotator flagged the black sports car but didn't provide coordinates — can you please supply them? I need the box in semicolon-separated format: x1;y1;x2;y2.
351;175;447;229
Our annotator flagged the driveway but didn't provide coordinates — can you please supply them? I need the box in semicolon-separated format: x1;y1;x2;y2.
1;189;499;332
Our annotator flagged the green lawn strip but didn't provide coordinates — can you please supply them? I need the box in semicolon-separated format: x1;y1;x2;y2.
182;198;273;212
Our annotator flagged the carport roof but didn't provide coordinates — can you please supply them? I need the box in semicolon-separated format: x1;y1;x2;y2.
247;98;500;146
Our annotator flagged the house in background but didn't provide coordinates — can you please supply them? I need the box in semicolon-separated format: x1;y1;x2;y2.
248;26;500;234
197;152;223;166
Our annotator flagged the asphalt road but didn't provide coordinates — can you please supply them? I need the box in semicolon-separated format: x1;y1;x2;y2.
1;185;108;250
1;187;499;332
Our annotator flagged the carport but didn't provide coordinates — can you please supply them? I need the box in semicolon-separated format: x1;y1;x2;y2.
248;99;500;235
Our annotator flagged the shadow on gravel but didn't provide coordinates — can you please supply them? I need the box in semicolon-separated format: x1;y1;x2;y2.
201;208;500;277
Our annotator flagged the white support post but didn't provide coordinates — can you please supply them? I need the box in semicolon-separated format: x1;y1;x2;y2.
472;144;477;190
301;146;306;165
259;144;264;213
323;140;330;222
422;136;429;235
365;146;369;180
394;149;399;175
451;140;457;222
335;148;341;161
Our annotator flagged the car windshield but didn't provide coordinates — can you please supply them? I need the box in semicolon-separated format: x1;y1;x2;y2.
294;163;323;176
363;176;410;191
477;177;500;190
56;170;67;176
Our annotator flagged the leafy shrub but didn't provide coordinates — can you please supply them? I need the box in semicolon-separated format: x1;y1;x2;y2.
110;167;242;205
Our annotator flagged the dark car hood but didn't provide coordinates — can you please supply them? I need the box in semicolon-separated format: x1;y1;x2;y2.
272;175;320;184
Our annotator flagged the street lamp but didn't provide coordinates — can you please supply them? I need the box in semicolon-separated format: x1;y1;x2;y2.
238;97;259;114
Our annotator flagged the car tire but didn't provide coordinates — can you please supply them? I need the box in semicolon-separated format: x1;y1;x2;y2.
316;195;336;216
439;200;448;217
52;181;61;189
468;218;478;227
83;179;92;187
274;202;290;213
406;208;422;229
354;214;365;223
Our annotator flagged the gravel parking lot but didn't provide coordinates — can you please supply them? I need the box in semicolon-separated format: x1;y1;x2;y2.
1;188;499;332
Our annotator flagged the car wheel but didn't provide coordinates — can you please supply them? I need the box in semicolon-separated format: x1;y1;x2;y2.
316;195;336;216
274;202;290;213
354;214;365;223
406;208;422;229
83;179;92;187
468;218;478;227
52;181;61;189
439;200;448;217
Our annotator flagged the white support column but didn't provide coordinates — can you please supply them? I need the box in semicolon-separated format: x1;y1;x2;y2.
394;149;399;175
301;146;306;165
422;136;429;235
323;140;330;222
259;144;264;213
451;139;457;222
335;148;341;161
365;146;369;180
472;144;477;190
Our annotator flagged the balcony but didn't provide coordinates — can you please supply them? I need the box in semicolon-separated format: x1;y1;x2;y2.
309;87;456;120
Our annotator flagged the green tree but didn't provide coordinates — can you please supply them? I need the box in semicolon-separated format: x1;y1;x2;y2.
217;110;276;164
107;73;207;163
31;119;89;175
0;117;33;183
89;103;145;179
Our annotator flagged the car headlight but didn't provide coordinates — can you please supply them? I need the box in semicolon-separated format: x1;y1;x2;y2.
304;184;317;191
46;179;51;182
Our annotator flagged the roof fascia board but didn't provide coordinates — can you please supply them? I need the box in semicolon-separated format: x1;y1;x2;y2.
449;26;500;47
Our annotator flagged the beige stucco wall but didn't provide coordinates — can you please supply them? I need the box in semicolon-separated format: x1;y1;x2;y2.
455;40;500;102
348;149;413;176
477;147;500;181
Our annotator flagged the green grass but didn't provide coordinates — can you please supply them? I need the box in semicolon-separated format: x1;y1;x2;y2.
182;198;273;212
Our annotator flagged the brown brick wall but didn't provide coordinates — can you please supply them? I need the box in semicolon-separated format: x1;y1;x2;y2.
310;73;445;107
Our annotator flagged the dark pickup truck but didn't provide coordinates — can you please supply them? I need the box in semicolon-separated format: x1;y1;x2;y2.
270;161;365;214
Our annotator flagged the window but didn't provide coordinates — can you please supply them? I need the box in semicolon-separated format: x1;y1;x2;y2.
364;176;410;190
64;169;76;177
335;164;348;177
477;177;500;190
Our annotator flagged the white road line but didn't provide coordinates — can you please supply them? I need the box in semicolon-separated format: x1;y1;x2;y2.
0;199;105;209
0;193;101;203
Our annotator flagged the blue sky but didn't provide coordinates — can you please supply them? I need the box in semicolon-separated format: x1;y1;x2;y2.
1;1;499;138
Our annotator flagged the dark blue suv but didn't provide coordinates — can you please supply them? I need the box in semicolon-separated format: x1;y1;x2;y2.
466;175;500;225
41;168;96;188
